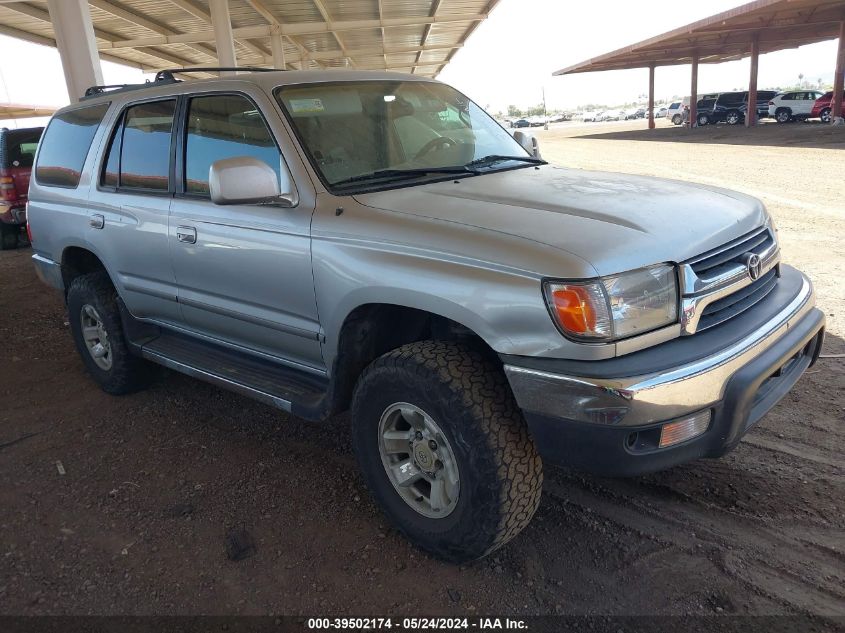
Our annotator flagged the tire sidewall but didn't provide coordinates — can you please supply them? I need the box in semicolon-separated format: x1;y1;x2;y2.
776;108;791;123
352;359;502;559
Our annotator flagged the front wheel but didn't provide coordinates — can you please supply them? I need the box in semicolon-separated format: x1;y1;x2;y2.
672;114;682;125
697;114;710;126
351;341;543;563
820;108;832;123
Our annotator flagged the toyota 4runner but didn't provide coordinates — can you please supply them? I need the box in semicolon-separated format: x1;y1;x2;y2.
27;69;825;562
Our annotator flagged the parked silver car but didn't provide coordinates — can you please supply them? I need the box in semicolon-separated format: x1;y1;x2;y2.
27;69;825;562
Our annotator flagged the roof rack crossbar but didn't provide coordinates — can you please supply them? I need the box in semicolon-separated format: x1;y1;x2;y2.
83;67;282;101
153;67;281;82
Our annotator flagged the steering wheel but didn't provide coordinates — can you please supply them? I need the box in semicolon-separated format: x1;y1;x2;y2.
415;136;457;159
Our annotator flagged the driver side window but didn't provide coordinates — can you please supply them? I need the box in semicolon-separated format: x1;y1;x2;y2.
184;94;281;196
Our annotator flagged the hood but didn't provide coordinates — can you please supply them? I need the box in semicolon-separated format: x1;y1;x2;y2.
354;165;767;277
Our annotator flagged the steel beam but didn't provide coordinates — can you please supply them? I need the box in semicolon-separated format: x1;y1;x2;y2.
45;0;103;102
98;14;488;51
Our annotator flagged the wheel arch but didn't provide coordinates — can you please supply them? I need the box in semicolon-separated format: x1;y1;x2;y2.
60;245;113;295
327;300;504;416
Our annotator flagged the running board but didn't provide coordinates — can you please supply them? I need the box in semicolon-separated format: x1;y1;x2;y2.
139;331;329;420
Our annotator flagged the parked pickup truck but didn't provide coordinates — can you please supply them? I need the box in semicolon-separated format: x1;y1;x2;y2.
28;69;825;562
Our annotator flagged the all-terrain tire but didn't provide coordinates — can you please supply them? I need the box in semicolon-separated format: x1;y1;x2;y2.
66;271;154;394
351;340;543;563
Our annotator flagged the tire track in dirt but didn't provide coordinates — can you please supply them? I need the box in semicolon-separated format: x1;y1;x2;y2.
543;471;845;617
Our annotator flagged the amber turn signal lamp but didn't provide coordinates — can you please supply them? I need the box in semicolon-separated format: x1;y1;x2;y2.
550;286;598;335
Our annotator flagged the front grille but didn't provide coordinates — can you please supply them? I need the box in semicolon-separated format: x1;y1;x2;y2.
681;225;780;334
697;268;778;331
690;227;774;277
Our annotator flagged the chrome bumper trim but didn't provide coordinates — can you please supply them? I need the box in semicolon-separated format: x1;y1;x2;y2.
505;274;815;427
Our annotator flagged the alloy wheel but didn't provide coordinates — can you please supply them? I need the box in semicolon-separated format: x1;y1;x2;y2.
377;402;460;519
80;304;113;370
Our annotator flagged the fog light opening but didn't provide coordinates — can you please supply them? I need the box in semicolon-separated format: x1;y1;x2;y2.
626;432;638;449
659;410;712;448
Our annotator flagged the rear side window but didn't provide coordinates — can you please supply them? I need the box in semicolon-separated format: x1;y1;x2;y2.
106;100;176;191
35;103;109;187
1;129;42;169
184;94;280;196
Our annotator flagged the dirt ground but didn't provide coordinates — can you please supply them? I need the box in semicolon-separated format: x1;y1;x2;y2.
1;120;843;622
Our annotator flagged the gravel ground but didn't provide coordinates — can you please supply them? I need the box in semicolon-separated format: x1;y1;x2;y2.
0;120;842;621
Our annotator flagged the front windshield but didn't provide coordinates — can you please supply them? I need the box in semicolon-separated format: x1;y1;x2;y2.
275;80;532;189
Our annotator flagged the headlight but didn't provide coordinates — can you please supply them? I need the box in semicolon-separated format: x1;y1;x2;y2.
544;264;678;341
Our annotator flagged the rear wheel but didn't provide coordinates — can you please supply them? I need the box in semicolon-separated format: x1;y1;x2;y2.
820;107;832;124
775;108;792;124
726;110;741;125
67;272;154;394
0;224;18;250
351;341;543;562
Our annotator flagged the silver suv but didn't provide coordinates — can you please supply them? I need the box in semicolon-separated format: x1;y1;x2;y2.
28;69;825;562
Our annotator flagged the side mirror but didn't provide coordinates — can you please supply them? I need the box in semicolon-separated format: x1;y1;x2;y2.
512;130;541;159
209;156;298;207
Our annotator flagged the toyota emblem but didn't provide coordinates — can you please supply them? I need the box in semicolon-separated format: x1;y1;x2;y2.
745;253;762;280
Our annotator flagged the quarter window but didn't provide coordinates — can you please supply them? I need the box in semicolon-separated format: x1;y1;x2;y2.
184;94;280;196
35;103;109;188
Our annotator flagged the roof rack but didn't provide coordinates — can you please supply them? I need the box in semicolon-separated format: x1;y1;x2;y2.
82;66;282;100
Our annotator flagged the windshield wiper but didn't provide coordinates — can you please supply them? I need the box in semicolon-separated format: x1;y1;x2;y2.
464;154;547;169
332;166;473;188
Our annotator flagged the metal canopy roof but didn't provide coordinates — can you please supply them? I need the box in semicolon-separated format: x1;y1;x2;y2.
554;0;845;75
0;0;499;78
0;102;56;120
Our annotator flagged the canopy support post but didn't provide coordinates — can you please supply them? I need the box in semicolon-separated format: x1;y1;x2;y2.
832;20;845;125
747;35;760;127
648;64;656;129
46;0;103;102
270;32;286;69
690;53;699;128
209;0;237;74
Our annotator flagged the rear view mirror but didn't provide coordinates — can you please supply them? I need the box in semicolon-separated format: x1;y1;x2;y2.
209;156;298;207
513;131;541;159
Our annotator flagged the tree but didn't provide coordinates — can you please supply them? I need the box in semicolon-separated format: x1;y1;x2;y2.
507;105;522;117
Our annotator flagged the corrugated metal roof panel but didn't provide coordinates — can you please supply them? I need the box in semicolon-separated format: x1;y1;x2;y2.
0;0;497;76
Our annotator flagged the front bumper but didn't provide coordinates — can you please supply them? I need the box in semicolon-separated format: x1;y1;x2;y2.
503;265;825;476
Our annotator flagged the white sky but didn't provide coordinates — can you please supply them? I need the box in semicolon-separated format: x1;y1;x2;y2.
0;0;839;125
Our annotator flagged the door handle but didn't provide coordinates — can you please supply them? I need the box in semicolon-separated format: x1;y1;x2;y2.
89;214;105;229
176;226;197;244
